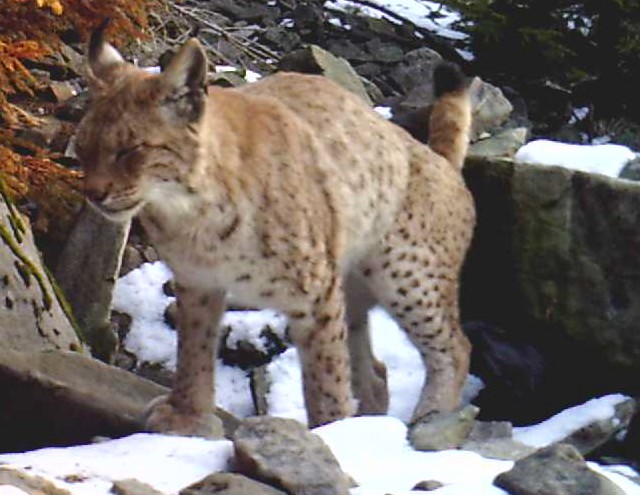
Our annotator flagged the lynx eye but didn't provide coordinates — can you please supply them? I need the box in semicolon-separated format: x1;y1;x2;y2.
115;144;143;162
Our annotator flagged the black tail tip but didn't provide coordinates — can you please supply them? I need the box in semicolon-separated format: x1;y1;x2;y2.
433;61;467;97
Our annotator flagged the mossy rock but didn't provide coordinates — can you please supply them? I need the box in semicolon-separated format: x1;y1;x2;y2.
462;156;640;413
0;175;84;352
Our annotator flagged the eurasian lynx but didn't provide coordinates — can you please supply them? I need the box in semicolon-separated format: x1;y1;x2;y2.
75;24;475;436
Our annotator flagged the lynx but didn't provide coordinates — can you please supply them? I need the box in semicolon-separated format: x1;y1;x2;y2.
75;24;475;436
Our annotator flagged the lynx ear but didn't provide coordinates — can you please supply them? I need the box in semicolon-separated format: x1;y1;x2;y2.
160;39;208;123
87;19;125;87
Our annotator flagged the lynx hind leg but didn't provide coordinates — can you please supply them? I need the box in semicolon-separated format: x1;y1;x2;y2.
287;275;357;428
365;240;471;423
345;274;389;415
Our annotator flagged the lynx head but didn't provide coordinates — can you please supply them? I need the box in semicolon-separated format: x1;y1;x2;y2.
75;21;208;221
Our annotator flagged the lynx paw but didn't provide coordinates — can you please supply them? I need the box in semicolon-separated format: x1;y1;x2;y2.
142;395;224;439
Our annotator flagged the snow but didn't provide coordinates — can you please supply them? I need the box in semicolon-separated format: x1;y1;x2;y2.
374;106;393;119
2;258;637;494
0;434;233;495
1;409;637;495
325;0;465;41
513;394;629;448
514;140;637;178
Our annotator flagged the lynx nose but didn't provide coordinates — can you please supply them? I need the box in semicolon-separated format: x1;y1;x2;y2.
84;176;111;203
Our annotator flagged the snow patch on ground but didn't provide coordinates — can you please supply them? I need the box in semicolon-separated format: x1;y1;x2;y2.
514;140;637;178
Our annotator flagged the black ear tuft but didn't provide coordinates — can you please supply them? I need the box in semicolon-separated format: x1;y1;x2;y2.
433;61;467;97
87;18;125;85
88;18;111;63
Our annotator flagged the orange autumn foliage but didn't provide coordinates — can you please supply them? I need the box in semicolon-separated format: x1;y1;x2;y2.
0;0;161;260
0;0;160;125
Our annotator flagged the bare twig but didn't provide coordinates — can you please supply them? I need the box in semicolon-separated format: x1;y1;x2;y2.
167;3;280;66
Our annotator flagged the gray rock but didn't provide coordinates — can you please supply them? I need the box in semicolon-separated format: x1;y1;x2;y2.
112;479;165;495
412;479;444;491
470;78;514;140
278;45;373;105
233;416;351;495
388;47;442;97
0;348;165;451
55;205;130;362
249;365;270;416
556;397;636;456
0;466;71;495
619;156;640;181
494;444;625;495
0;183;83;353
463;438;537;461
462;156;640;415
0;348;238;451
467;421;514;442
180;473;286;495
469;127;528;158
461;420;535;460
408;405;479;451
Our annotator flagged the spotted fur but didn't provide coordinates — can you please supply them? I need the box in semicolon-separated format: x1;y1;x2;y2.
75;29;475;434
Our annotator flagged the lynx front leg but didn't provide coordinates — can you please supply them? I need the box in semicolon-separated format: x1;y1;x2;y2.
289;278;357;427
144;285;226;438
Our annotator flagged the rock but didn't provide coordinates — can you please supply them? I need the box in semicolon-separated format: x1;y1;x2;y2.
468;127;528;158
464;438;537;461
412;480;444;491
494;444;625;495
467;420;514;442
164;300;178;330
180;473;286;495
0;183;83;354
55;91;90;122
15;116;69;150
233;416;351;495
47;80;79;103
112;479;165;495
470;79;514;140
209;71;248;88
220;320;288;369
0;348;239;452
391;105;432;144
619;156;640;181
388;47;442;97
408;405;479;451
262;27;301;54
120;245;145;277
0;467;71;495
461;156;640;422
0;348;162;452
249;365;269;416
55;206;131;362
278;45;373;105
557;397;636;456
461;420;536;461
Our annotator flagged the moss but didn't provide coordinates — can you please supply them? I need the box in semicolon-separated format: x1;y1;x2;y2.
0;221;53;310
43;263;85;344
1;174;84;343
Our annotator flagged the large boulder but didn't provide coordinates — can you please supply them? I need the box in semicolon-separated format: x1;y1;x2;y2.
55;206;130;362
0;180;83;353
0;348;239;453
462;157;640;422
